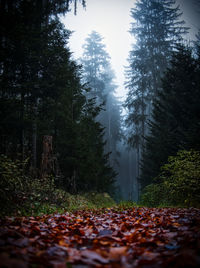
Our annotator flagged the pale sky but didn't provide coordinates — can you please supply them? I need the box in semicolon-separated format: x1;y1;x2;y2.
61;0;135;99
61;0;200;99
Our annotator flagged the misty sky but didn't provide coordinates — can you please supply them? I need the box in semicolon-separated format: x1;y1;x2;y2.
62;0;200;99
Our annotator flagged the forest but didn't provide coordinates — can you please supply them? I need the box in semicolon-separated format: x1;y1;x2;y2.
0;0;200;267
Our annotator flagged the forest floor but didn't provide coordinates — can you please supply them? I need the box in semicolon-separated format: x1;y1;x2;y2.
0;207;200;268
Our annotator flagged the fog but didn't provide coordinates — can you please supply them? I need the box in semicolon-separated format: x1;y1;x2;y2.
62;0;200;100
60;0;200;201
1;0;200;213
61;0;135;99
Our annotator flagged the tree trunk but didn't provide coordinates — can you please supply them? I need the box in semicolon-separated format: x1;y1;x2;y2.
32;105;37;169
137;146;140;199
41;135;54;179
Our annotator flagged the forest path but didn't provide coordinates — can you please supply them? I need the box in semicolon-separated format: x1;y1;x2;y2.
0;207;200;267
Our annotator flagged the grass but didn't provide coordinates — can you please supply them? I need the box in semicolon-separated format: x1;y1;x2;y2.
0;191;117;217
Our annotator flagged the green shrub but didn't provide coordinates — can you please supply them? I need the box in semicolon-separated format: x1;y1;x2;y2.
0;155;116;216
83;192;116;208
117;200;138;209
0;154;68;216
140;183;166;207
0;154;29;213
140;150;200;207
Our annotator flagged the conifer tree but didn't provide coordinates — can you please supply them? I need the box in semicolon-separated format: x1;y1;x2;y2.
0;0;86;162
0;0;116;194
81;31;121;170
140;45;200;188
81;31;111;102
76;97;116;192
124;0;188;164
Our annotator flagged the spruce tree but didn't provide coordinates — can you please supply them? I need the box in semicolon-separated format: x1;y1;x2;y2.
0;0;116;193
124;0;188;168
140;45;200;188
81;31;111;102
76;97;116;192
0;0;86;160
81;31;121;170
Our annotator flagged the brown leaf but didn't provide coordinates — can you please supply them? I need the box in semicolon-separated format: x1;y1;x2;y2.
109;246;128;260
80;250;109;265
0;207;200;267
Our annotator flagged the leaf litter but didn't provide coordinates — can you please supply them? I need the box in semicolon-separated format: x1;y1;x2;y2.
0;207;200;267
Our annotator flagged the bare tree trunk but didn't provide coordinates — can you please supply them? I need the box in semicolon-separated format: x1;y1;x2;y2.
32;104;37;169
128;150;132;200
137;146;140;200
41;135;54;179
20;93;25;161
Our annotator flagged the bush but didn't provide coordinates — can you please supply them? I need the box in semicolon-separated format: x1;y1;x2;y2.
0;155;116;216
0;154;29;213
140;183;166;207
0;154;69;215
140;150;200;207
83;192;116;208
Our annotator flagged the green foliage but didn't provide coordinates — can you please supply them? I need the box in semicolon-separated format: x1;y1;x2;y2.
140;45;200;188
140;183;166;208
83;192;116;208
0;154;29;211
124;0;188;150
0;154;67;215
0;2;116;195
117;200;138;209
0;155;116;216
140;150;200;207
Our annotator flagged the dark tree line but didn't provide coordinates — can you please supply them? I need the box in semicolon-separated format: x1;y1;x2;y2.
140;43;200;189
124;0;200;206
124;0;188;183
139;41;200;206
2;0;199;205
123;0;199;199
0;0;116;194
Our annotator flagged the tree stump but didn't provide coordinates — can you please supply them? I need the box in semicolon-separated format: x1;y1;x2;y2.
41;135;54;179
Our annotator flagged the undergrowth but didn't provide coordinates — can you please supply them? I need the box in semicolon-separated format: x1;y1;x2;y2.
140;150;200;208
0;155;115;217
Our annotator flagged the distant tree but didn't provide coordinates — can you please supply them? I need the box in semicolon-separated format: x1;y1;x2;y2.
75;97;116;192
81;31;121;170
81;31;111;102
195;30;200;58
103;93;122;167
140;45;200;188
124;0;188;176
